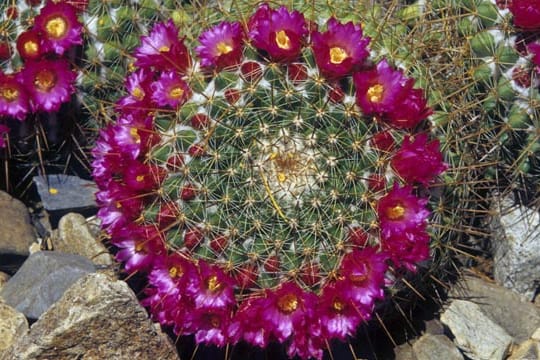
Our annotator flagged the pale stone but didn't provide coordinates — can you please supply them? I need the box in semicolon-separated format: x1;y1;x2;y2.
0;191;36;257
0;301;29;357
508;339;540;360
413;333;464;360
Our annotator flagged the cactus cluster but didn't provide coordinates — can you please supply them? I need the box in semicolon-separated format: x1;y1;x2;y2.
92;3;448;358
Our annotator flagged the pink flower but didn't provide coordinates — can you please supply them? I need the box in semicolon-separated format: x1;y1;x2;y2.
22;59;76;112
385;86;432;129
377;183;431;239
151;71;191;108
381;230;430;272
509;0;540;30
391;134;447;185
0;72;30;120
312;18;370;79
114;224;166;273
16;30;44;60
117;69;154;114
34;2;82;55
0;124;9;148
134;20;191;72
191;309;232;346
248;4;308;62
122;160;165;192
196;21;244;70
528;42;540;72
188;260;237;311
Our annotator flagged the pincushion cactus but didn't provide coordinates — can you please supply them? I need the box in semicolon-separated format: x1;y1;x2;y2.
92;3;448;358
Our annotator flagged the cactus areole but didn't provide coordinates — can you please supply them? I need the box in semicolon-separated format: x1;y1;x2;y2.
92;4;446;359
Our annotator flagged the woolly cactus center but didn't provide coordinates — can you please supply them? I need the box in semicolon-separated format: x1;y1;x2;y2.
367;84;384;102
275;30;291;50
330;47;348;64
45;16;68;39
0;87;19;102
216;42;233;55
34;70;57;92
277;293;298;313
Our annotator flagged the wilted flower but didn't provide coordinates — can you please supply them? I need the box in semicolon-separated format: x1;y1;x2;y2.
509;0;540;30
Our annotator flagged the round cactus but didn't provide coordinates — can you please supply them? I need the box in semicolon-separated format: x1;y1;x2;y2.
92;3;448;358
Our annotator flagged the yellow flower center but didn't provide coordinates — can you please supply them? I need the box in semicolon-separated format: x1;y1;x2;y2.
367;84;384;103
130;128;141;143
206;275;222;292
169;265;183;278
275;30;291;50
216;41;233;55
132;87;145;100
135;242;145;252
277;293;298;314
34;70;57;92
210;315;221;328
1;86;19;102
45;16;68;39
24;40;39;56
386;204;405;220
169;86;184;99
332;299;344;312
158;45;170;53
136;175;145;182
329;47;348;64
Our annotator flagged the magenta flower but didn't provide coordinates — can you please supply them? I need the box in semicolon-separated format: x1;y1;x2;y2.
338;247;388;308
0;124;9;148
381;230;430;272
122;160;165;192
391;134;447;185
151;71;191;108
22;59;76;112
34;2;82;55
196;21;244;70
248;4;308;62
354;59;410;115
228;296;271;348
191;309;232;346
312;18;370;79
16;30;43;60
95;181;145;232
509;0;540;30
134;20;191;72
377;183;431;239
188;260;237;311
114;224;166;273
117;69;154;114
0;72;30;120
528;42;540;71
386;87;432;129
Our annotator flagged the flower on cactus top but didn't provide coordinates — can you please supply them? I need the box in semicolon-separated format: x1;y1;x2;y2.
34;2;82;56
16;30;43;60
188;260;237;311
196;21;244;70
509;0;540;30
311;18;370;79
528;42;540;71
386;87;432;129
122;160;165;191
0;124;9;148
0;72;30;120
134;20;191;72
114;224;166;273
391;134;447;185
248;4;308;62
377;183;430;239
151;71;191;108
381;230;430;272
191;309;232;347
117;69;154;114
22;59;76;112
50;0;89;12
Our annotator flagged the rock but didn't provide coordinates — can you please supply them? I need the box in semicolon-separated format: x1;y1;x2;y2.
450;275;540;343
53;213;112;266
394;342;417;360
0;251;95;319
3;273;179;360
441;299;513;360
532;328;540;341
0;272;9;291
424;319;445;336
412;334;463;360
490;196;540;300
33;174;97;211
508;339;540;360
0;301;28;357
0;191;36;259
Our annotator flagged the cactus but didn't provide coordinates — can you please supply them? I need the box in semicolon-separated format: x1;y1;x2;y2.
91;3;452;358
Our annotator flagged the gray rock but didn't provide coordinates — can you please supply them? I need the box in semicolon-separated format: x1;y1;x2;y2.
33;174;97;211
0;191;36;257
450;275;540;343
3;273;179;360
490;196;540;300
413;334;464;360
394;342;417;360
440;299;513;360
54;213;112;266
0;301;28;357
0;251;95;319
424;319;445;336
